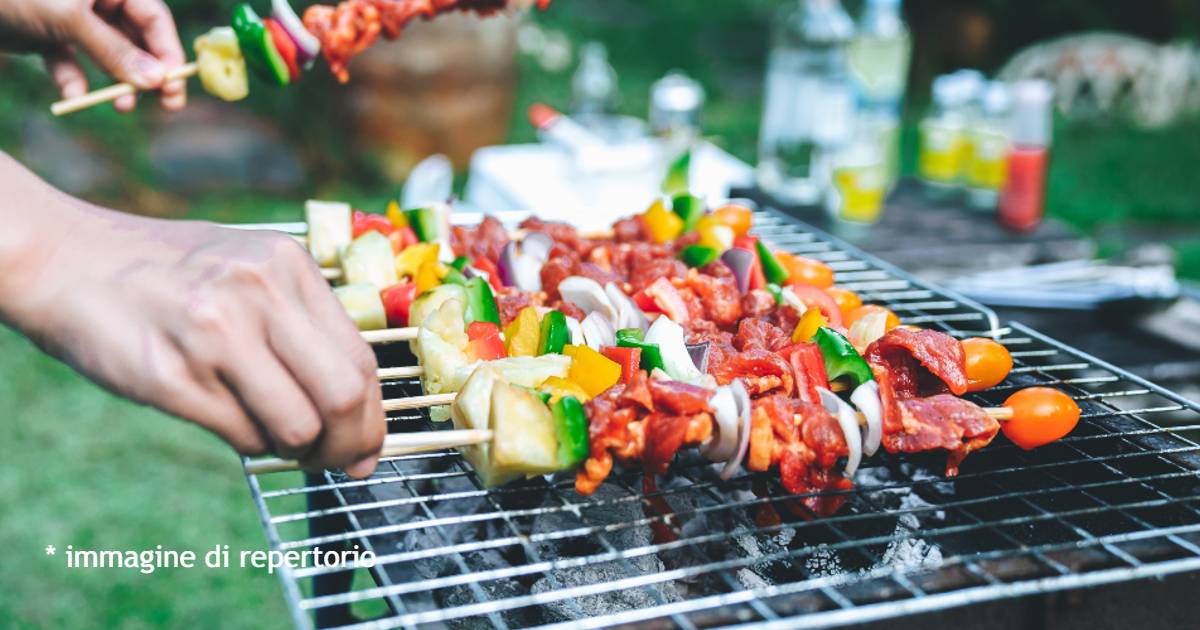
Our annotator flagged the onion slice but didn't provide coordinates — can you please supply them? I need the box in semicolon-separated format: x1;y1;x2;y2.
606;283;649;333
521;232;555;263
565;316;585;347
645;315;703;384
721;380;753;480
817;388;863;477
780;286;808;316
702;386;739;463
848;309;889;353
851;381;883;457
721;248;756;294
272;0;320;64
580;311;615;350
685;342;711;373
498;242;542;291
559;276;618;324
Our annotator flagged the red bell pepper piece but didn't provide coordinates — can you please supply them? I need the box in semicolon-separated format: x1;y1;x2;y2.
465;322;507;361
388;226;419;254
643;277;690;323
472;256;504;292
732;236;767;290
380;282;417;327
467;320;500;341
352;210;396;239
778;342;829;405
631;287;661;314
602;346;642;383
786;284;844;328
263;18;301;82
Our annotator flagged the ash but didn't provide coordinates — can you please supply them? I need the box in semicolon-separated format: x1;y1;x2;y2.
881;537;942;572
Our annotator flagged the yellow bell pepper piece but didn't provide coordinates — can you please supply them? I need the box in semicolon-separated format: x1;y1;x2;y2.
696;216;735;252
395;242;439;279
386;200;408;228
415;261;441;295
792;307;827;343
563;344;622;398
540;376;592;404
503;306;541;357
643;199;684;244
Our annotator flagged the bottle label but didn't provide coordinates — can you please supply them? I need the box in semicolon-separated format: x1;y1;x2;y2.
966;130;1010;190
831;162;886;223
999;148;1047;231
918;121;964;183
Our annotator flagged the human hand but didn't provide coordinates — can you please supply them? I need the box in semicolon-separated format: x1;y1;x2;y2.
4;200;386;478
0;0;187;112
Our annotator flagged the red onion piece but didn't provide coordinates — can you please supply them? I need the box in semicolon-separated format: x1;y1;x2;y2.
498;242;541;291
818;388;863;477
685;342;710;373
702;386;739;463
521;231;555;263
272;0;320;64
721;247;756;294
721;380;753;480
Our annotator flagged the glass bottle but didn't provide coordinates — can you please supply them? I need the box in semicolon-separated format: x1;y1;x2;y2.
965;81;1012;210
757;0;855;205
998;79;1054;231
917;73;969;198
847;0;911;190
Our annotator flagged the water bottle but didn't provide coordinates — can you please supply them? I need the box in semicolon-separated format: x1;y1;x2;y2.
757;0;855;205
918;74;970;198
965;81;1013;210
571;42;619;121
847;0;911;190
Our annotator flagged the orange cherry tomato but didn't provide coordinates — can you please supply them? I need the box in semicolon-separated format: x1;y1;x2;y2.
776;251;834;288
962;337;1013;392
711;204;754;237
1002;387;1081;450
826;287;862;318
846;304;900;332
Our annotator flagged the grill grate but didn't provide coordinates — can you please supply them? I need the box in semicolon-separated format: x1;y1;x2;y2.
245;206;1200;629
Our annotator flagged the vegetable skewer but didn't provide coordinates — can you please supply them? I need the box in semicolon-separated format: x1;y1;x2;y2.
244;428;492;474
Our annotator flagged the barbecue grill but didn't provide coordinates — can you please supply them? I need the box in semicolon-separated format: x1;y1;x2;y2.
244;204;1200;629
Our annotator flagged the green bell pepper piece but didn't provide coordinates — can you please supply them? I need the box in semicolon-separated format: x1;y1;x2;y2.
450;256;470;272
662;148;691;196
538;310;570;355
615;328;643;344
755;240;790;286
814;326;875;388
442;267;468;286
766;283;783;305
616;336;664;373
551;396;589;468
463;277;500;326
679;244;720;268
403;207;441;242
231;4;289;86
672;193;705;233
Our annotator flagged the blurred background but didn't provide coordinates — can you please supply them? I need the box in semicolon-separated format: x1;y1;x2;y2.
1;0;1198;627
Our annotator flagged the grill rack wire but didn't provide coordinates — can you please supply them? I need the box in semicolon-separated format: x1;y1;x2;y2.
245;205;1200;629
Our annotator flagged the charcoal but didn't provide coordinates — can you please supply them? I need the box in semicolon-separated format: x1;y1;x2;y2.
530;553;679;623
533;484;652;558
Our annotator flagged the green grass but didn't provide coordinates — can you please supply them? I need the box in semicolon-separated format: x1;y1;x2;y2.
0;326;294;629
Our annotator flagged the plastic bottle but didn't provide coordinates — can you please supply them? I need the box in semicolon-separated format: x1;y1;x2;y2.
952;69;986;187
571;42;619;121
965;81;1012;210
847;0;911;190
998;79;1054;231
827;126;888;225
917;74;969;197
757;0;855;205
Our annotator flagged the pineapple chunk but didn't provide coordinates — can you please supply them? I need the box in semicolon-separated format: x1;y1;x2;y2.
490;380;561;476
333;284;386;331
194;27;249;102
304;200;351;267
341;231;398;290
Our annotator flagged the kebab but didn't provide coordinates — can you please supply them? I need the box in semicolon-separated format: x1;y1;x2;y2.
279;197;1082;506
50;0;551;115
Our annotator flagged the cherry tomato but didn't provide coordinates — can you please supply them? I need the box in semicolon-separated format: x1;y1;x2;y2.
962;337;1013;392
826;286;862;318
352;210;395;239
380;282;416;327
846;304;899;332
786;284;844;328
1002;387;1081;450
388;226;419;253
776;251;834;289
711;204;753;237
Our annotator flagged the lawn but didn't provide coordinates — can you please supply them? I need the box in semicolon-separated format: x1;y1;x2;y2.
1;3;1199;628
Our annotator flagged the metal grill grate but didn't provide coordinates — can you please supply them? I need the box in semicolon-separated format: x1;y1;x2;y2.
245;206;1200;629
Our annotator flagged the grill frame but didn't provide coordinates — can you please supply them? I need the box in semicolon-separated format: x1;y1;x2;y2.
243;205;1200;629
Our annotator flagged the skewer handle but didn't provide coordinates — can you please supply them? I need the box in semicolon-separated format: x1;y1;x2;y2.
244;428;493;475
50;63;198;116
383;392;456;411
362;327;418;344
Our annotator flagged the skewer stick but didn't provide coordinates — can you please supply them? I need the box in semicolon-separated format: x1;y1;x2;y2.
243;429;493;474
362;327;418;344
377;365;424;380
50;63;198;116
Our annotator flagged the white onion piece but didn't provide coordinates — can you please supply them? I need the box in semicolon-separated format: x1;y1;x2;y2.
721;380;753;480
606;283;649;333
645;315;703;384
499;242;542;291
848;309;889;353
649;368;673;381
521;232;555;263
272;0;321;63
565;316;585;347
851;381;883;457
580;311;615;350
780;286;808;316
818;388;863;478
702;386;739;462
559;276;618;324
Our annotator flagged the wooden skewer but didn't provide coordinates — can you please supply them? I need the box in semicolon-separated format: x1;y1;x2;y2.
362;327;418;344
243;428;493;475
377;365;424;380
51;63;198;116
